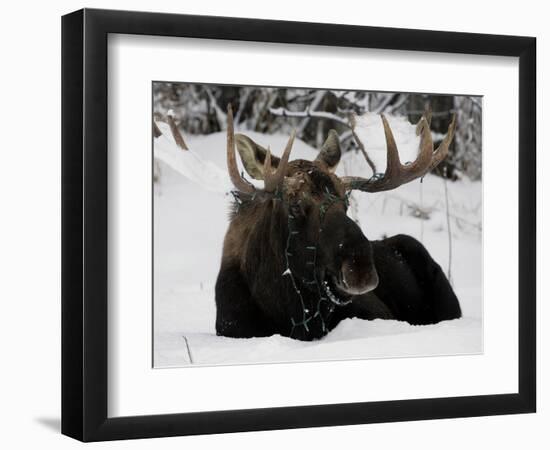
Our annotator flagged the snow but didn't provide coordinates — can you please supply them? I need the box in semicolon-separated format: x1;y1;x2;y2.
153;117;482;368
154;122;230;193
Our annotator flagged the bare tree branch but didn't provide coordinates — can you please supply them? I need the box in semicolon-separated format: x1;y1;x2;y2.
349;114;377;174
269;107;351;127
204;86;227;128
153;120;162;138
351;129;377;174
297;90;327;136
371;94;395;114
385;93;409;113
234;87;253;125
166;111;189;151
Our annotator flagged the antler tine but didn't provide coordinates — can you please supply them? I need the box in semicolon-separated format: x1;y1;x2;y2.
342;113;450;193
380;114;403;182
264;129;295;192
425;107;433;127
428;113;456;171
227;105;255;194
416;106;432;136
263;146;273;175
400;115;434;178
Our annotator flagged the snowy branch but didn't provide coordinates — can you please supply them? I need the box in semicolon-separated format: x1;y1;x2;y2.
296;90;327;136
233;87;253;125
269;107;351;128
371;94;395;114
204;87;227;128
385;93;409;113
351;129;377;174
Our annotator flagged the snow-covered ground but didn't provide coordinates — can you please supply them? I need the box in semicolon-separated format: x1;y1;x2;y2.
153;118;482;368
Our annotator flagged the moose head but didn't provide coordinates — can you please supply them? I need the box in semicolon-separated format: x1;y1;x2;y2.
216;105;456;340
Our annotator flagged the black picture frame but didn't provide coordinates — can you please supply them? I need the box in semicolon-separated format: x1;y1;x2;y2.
62;8;536;442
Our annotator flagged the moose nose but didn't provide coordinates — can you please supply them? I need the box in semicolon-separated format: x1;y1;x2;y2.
341;260;379;295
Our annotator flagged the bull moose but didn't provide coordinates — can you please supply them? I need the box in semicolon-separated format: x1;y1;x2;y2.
215;105;461;341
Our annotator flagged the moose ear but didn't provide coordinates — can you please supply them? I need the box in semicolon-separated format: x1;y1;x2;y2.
316;129;341;172
234;134;280;180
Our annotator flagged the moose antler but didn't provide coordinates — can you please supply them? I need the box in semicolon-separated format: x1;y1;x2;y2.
342;113;456;193
227;104;295;193
263;131;295;192
227;105;256;193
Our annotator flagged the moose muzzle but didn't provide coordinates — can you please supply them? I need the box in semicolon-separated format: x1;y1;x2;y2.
339;258;379;295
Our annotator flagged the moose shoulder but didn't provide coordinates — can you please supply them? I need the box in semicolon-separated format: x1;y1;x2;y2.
215;106;461;341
